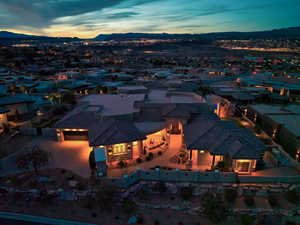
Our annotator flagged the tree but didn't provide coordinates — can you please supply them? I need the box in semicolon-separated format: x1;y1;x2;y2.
62;92;76;105
16;146;51;176
89;150;96;170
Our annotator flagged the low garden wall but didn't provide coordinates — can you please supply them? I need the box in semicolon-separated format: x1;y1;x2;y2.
105;169;300;188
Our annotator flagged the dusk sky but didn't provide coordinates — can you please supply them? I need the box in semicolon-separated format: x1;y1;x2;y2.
0;0;299;38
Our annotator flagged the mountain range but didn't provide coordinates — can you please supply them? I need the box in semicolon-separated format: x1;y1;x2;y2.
1;26;300;41
94;27;300;40
0;31;79;41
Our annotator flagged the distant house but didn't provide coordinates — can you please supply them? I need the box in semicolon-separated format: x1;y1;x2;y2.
55;91;267;175
0;95;35;121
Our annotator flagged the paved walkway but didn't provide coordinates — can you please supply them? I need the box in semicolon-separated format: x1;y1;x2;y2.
40;140;91;178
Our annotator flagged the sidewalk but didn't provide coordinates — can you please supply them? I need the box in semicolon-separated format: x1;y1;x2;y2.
0;212;98;225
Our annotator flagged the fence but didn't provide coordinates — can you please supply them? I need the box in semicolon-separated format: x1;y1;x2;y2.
104;169;300;188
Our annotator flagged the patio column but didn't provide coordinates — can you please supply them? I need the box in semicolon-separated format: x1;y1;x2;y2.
211;155;215;169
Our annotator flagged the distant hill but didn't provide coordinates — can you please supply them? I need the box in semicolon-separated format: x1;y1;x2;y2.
0;31;80;42
0;31;43;39
94;27;300;41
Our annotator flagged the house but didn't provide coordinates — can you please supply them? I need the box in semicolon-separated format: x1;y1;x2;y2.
54;91;267;176
245;104;300;161
0;95;35;121
0;107;9;128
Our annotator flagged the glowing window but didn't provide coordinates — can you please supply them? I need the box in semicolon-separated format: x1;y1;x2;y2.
113;144;127;155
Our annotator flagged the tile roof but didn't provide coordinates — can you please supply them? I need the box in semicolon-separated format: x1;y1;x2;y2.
0;95;35;106
184;117;266;159
89;118;146;146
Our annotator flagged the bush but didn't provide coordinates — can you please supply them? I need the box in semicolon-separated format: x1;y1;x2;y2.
254;124;262;134
122;198;137;214
240;214;254;225
244;195;255;207
148;152;154;159
285;222;296;225
154;220;160;225
158;151;162;156
214;161;230;172
155;181;167;193
224;189;237;202
146;156;152;161
285;190;298;204
268;194;278;207
137;216;144;224
118;160;127;168
136;158;143;163
77;182;86;191
180;186;193;201
202;193;229;223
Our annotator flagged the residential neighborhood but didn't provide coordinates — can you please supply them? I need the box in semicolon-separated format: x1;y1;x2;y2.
0;25;300;225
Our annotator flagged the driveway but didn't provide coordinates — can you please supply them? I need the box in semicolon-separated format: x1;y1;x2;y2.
40;140;91;178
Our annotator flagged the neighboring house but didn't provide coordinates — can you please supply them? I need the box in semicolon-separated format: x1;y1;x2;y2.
0;95;35;121
245;104;300;161
0;107;9;128
55;91;267;175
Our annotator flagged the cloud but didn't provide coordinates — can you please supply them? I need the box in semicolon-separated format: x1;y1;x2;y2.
106;12;139;19
0;0;147;29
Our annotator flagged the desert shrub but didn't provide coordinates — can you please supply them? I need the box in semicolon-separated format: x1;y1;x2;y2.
95;184;118;211
180;186;193;201
214;161;230;172
137;216;144;224
118;160;127;168
240;214;254;225
12;191;24;201
244;195;255;207
285;190;299;204
27;179;40;189
148;152;154;159
285;222;296;225
224;188;237;202
268;194;278;207
83;198;94;209
10;177;24;187
122;198;137;214
202;193;229;223
254;124;262;134
77;182;86;191
67;175;75;180
154;220;160;225
136;158;143;163
155;181;167;193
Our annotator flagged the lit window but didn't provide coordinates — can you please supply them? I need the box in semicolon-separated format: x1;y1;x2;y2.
235;160;251;173
113;144;127;155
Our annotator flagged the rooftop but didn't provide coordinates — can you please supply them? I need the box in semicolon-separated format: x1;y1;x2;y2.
79;94;145;116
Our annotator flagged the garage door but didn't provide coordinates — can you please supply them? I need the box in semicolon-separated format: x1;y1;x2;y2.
63;131;88;141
